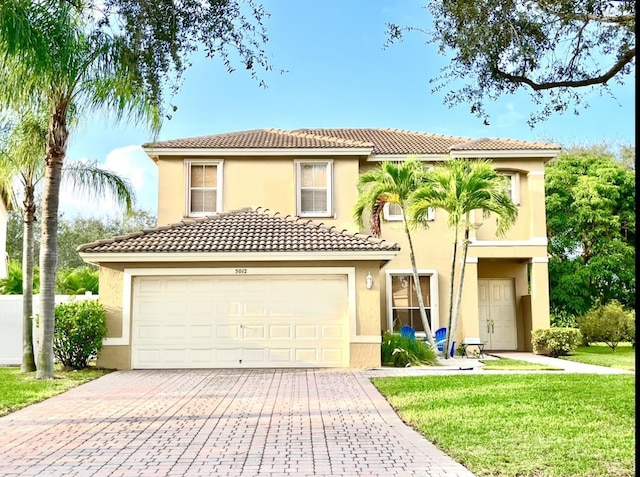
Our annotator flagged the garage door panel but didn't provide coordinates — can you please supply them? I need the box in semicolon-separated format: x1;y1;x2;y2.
295;325;318;339
269;325;292;339
132;274;348;369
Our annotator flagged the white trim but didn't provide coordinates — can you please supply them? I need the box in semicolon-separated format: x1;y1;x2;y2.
144;147;373;157
449;149;560;159
105;267;358;348
531;256;549;263
80;250;399;265
184;159;224;216
469;238;548;246
295;159;334;218
383;202;434;222
367;154;450;162
499;171;520;205
465;257;479;263
385;269;439;333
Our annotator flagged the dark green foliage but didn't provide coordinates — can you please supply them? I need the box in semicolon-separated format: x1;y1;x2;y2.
0;259;39;294
386;1;635;125
381;332;438;367
577;301;635;351
546;147;635;319
53;300;107;369
56;267;99;295
532;328;582;357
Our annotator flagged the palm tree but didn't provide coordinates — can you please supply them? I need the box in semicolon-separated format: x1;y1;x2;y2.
0;109;136;372
410;159;518;359
0;2;160;378
353;158;436;348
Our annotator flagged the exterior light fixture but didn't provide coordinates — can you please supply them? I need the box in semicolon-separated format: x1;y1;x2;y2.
365;272;373;290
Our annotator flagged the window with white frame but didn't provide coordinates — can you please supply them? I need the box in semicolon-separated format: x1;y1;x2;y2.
387;271;438;334
501;171;520;205
296;160;333;217
383;202;435;222
186;161;223;216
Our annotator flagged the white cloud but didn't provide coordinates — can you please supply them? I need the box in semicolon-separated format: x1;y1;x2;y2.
59;145;158;218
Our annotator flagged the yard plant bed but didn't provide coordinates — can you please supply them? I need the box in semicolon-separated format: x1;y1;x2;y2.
372;374;635;477
0;367;111;417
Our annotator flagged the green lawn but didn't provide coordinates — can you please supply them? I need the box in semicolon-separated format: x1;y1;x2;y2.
560;343;635;371
372;374;635;477
0;367;111;417
479;357;561;371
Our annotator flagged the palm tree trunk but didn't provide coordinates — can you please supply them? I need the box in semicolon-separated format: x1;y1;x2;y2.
21;184;36;372
443;227;459;359
402;215;435;348
449;226;471;359
36;107;68;379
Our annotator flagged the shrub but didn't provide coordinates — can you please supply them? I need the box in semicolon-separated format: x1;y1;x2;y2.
381;332;438;367
577;301;635;351
54;300;107;369
56;266;99;294
550;311;578;328
531;328;582;357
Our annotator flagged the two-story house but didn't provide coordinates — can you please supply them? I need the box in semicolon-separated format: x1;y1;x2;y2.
79;128;560;370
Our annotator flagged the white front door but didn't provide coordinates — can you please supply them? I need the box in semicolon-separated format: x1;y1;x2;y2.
478;279;517;350
131;274;349;368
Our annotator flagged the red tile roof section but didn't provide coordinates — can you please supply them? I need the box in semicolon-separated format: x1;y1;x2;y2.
144;128;559;154
78;208;400;254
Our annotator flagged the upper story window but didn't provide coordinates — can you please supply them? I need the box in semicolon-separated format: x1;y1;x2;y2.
501;171;520;205
383;202;435;221
186;160;223;216
296;160;333;217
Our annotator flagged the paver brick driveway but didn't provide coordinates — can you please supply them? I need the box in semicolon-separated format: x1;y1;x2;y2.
0;369;475;477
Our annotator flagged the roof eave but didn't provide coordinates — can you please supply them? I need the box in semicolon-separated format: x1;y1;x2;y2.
142;147;374;157
449;149;561;159
80;250;400;265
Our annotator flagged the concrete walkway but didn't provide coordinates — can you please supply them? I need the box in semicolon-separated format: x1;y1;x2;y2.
0;369;475;477
0;355;631;477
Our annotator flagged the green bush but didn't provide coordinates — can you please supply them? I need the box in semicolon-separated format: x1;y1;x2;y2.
381;332;438;367
54;300;107;369
577;301;635;351
56;266;99;294
550;311;578;328
531;327;582;357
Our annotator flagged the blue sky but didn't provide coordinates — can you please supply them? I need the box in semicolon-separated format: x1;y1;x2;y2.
62;0;636;216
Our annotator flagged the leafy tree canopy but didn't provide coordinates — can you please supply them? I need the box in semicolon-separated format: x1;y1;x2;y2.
546;145;635;319
386;1;635;125
81;0;272;119
6;209;157;269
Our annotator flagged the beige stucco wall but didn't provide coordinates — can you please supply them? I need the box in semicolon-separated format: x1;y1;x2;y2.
95;260;386;370
155;155;361;230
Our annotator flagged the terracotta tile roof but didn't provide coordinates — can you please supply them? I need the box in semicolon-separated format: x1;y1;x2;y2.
78;208;400;254
144;129;373;150
144;128;559;154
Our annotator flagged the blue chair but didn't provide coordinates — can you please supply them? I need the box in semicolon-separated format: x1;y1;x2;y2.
400;325;416;341
434;327;447;351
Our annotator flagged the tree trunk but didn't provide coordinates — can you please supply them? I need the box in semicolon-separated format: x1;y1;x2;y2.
448;226;471;360
21;183;36;372
443;227;459;359
402;213;435;348
36;105;68;379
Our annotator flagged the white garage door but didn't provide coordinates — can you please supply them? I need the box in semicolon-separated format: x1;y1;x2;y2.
131;274;349;369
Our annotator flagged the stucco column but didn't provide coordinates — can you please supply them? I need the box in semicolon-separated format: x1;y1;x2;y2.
530;257;550;330
527;171;547;240
459;257;479;339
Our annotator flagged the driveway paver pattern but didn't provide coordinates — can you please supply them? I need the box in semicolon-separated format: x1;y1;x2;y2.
0;369;475;477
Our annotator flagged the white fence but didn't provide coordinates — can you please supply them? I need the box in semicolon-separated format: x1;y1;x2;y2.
0;293;99;366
